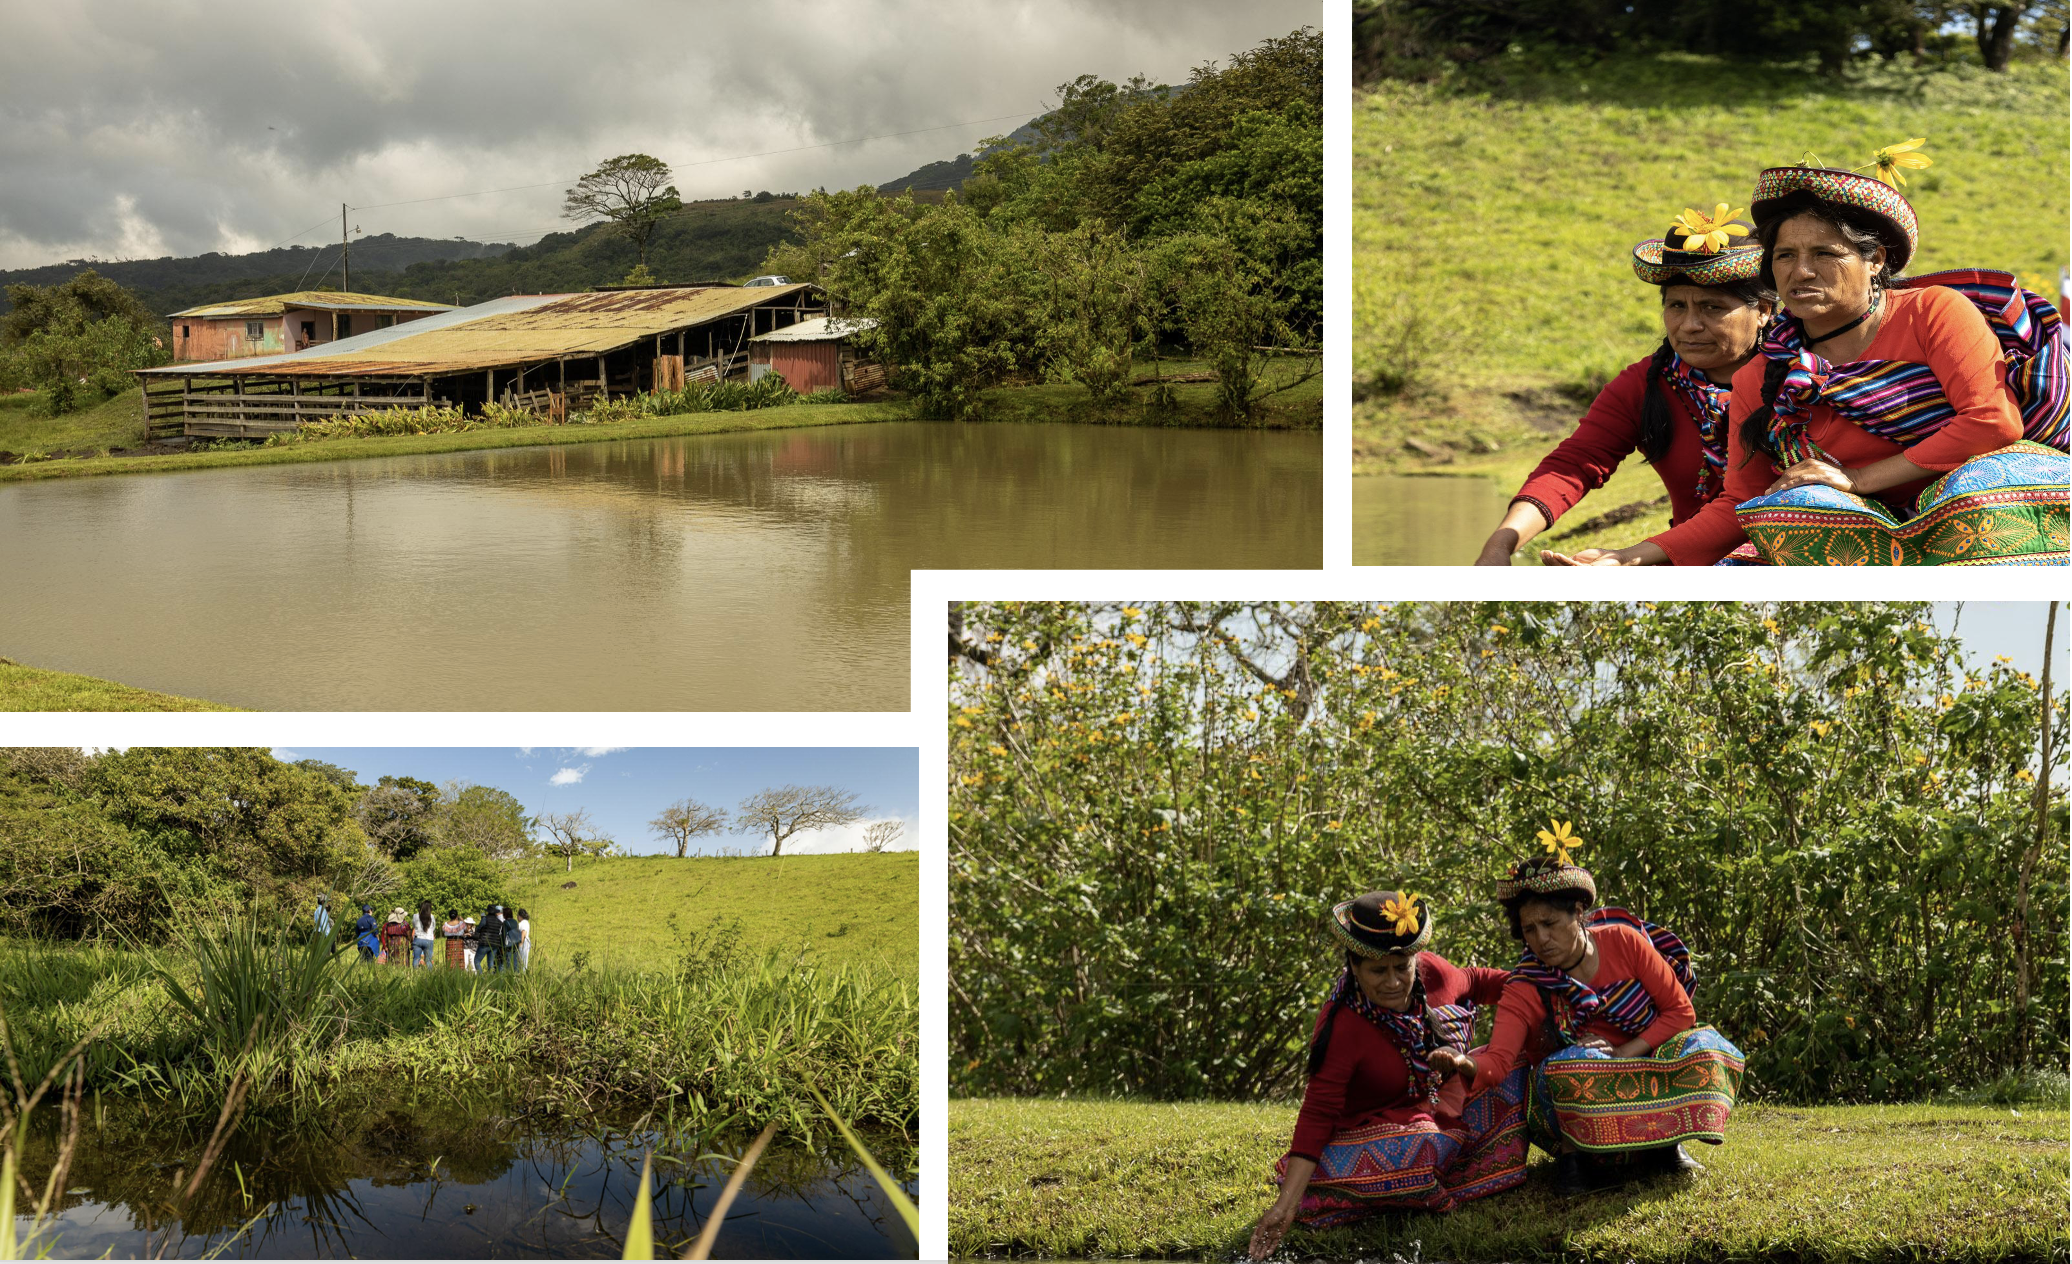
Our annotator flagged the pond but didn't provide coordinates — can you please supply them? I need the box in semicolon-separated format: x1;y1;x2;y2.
0;420;1321;710
1351;473;1514;566
10;1095;916;1259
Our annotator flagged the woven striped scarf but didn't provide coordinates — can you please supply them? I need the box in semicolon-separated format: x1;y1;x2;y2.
1331;967;1471;1107
1762;269;2071;467
1661;351;1735;502
1509;907;1695;1044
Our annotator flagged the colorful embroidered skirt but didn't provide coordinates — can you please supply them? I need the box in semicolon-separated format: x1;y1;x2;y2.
1725;441;2068;565
1274;1065;1529;1224
1525;1026;1745;1156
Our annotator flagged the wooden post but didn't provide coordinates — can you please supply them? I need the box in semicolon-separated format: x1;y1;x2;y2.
596;355;606;397
485;368;494;408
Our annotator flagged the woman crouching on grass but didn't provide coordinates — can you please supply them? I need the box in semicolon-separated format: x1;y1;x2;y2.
1473;203;1774;565
1546;143;2068;567
1456;835;1744;1197
1248;891;1528;1260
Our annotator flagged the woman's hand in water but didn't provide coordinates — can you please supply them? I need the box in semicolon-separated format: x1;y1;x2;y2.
1766;458;1857;496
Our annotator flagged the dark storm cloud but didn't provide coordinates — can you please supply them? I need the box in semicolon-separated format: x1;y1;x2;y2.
0;0;1317;268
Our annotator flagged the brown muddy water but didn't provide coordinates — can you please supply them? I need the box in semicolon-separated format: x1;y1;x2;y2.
0;421;1320;709
11;1097;916;1259
1351;474;1515;566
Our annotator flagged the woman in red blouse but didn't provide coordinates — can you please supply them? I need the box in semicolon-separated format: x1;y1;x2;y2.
1248;891;1528;1260
1547;157;2066;566
1474;207;1774;564
1457;851;1744;1196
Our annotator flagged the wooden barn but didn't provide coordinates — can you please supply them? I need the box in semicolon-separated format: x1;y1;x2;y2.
168;291;454;362
136;283;830;439
748;316;885;393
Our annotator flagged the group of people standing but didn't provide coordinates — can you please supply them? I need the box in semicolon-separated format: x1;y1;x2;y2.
1476;139;2067;566
314;894;531;971
1248;828;1745;1258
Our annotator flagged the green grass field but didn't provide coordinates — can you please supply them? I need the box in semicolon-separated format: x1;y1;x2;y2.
1353;54;2070;553
506;851;918;970
0;386;153;456
979;357;1323;430
949;1097;2068;1261
0;657;240;711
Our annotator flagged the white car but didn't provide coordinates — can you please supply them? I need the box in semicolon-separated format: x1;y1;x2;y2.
743;275;790;287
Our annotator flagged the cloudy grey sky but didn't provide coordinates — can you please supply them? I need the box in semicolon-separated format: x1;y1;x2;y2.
0;0;1317;270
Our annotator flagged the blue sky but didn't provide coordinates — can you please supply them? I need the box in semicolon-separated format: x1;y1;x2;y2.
1929;601;2062;681
268;747;918;856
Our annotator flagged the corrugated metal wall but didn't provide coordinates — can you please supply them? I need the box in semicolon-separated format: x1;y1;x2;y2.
772;342;841;392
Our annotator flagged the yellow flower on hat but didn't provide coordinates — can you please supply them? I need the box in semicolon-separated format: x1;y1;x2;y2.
1671;203;1750;254
1378;892;1423;936
1870;138;1931;188
1535;819;1584;865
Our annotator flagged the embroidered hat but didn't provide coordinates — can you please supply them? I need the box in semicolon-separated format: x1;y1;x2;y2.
1495;854;1597;903
1750;165;1918;273
1326;890;1432;959
1632;203;1764;286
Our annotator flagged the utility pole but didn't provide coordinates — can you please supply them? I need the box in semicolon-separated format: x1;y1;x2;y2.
341;202;350;291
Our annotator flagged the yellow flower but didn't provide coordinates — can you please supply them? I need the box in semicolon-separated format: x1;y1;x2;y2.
1809;720;1832;738
1378;892;1423;936
1125;632;1148;648
1122;606;1142;618
1871;138;1931;188
1535;819;1583;864
1671;202;1750;254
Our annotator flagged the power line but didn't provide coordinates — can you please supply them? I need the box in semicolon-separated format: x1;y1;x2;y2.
346;107;1039;213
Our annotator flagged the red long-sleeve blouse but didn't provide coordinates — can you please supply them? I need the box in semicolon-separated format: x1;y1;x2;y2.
1512;357;1720;529
1470;922;1697;1086
1649;285;2023;565
1285;952;1511;1163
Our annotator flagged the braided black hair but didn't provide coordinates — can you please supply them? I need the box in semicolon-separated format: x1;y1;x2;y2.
1738;199;1907;464
1640;276;1777;465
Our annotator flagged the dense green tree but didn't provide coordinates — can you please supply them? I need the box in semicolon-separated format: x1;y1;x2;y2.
948;602;2067;1104
0;269;169;414
399;847;512;921
356;774;443;861
437;782;534;860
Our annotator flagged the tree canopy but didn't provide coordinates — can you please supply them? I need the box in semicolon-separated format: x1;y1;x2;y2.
563;154;685;266
0;269;169;413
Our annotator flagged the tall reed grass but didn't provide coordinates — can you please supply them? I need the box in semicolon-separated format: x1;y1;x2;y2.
0;933;916;1129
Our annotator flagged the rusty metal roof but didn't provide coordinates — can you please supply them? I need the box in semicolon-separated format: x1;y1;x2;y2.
168;290;457;318
141;284;823;377
751;315;878;343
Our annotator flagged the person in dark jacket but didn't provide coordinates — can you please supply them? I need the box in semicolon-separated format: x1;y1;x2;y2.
354;905;379;960
477;905;505;972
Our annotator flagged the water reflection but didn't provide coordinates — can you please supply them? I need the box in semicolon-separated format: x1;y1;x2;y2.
12;1097;916;1259
0;421;1321;710
1351;473;1515;566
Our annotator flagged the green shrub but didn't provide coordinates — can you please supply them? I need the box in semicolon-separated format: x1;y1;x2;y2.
398;848;512;920
802;387;851;404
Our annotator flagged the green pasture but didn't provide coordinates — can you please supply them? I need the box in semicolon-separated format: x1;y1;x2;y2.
978;357;1323;430
1353;54;2071;534
0;657;239;711
505;851;919;970
949;1096;2069;1262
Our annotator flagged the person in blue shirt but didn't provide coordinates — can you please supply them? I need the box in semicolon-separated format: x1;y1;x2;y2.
314;894;333;940
354;905;380;960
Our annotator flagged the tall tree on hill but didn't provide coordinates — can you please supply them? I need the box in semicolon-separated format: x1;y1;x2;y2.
650;797;729;858
538;808;613;872
357;774;443;861
564;155;684;267
862;820;905;853
438;782;533;860
736;785;868;856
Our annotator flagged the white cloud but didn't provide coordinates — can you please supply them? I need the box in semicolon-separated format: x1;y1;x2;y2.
772;814;919;855
273;748;300;762
549;765;589;786
575;746;626;758
516;747;534;757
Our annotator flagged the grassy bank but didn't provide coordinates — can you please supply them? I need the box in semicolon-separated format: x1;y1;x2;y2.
0;934;918;1130
0;385;149;456
949;1097;2068;1262
979;357;1323;430
0;657;240;711
1354;55;2070;493
0;389;909;484
507;851;919;967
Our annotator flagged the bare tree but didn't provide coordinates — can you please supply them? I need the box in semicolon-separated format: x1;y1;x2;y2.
563;154;684;266
538;808;613;873
736;785;867;856
650;797;729;858
862;820;906;853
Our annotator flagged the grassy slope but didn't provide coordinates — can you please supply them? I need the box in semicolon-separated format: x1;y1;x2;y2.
1353;55;2070;556
0;659;240;711
980;357;1325;430
507;852;919;970
0;387;152;456
949;1097;2068;1262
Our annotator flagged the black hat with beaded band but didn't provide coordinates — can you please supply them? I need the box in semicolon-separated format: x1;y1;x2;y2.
1748;141;1929;274
1326;890;1432;959
1632;202;1765;286
1495;819;1598;903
